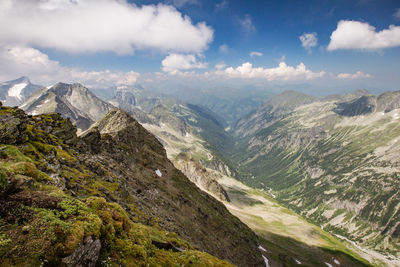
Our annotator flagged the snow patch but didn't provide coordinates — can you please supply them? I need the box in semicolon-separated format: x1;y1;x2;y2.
185;132;190;137
155;169;162;177
258;245;267;252
325;263;334;267
333;258;340;265
295;259;302;264
8;83;27;100
262;255;270;267
46;84;55;89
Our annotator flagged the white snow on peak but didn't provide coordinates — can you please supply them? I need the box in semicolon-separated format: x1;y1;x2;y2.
46;84;55;89
258;245;267;252
155;169;162;177
8;83;28;100
262;255;270;267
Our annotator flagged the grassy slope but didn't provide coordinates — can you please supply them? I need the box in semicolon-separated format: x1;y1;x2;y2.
230;100;400;264
0;106;235;266
217;175;374;267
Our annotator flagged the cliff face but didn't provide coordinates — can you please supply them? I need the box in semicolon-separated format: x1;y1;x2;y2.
0;104;263;266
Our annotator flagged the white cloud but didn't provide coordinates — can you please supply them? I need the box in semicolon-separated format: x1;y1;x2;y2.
69;70;140;87
300;32;318;53
327;20;400;51
219;44;230;54
216;62;325;81
0;45;60;79
394;8;400;20
239;14;256;33
337;71;372;79
215;62;226;70
0;45;140;87
0;0;213;54
250;51;263;57
161;53;207;73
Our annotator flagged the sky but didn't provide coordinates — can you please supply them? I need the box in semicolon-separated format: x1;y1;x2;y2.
0;0;400;95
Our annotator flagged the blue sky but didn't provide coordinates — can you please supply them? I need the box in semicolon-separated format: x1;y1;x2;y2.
0;0;399;95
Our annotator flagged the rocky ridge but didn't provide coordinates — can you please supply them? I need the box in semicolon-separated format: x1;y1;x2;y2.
0;103;264;266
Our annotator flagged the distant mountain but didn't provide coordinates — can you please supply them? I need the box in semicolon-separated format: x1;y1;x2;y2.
0;76;41;106
20;83;114;133
160;87;273;127
231;89;400;260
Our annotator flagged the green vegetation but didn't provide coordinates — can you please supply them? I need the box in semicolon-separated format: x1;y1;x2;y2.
227;92;400;261
0;106;235;266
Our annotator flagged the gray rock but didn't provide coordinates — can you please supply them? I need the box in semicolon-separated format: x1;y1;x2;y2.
62;236;101;267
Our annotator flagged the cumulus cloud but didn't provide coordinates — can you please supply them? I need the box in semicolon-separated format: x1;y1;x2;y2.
249;51;263;57
239;14;256;33
337;71;372;79
0;45;60;80
216;62;325;81
0;45;140;87
327;20;400;51
300;32;318;53
0;0;213;54
215;62;226;70
70;70;140;87
394;8;400;20
161;53;207;73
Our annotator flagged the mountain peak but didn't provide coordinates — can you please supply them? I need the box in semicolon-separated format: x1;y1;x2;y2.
13;76;31;84
262;90;318;113
88;108;137;135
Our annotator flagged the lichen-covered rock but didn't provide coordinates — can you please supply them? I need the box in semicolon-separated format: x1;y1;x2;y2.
62;236;101;267
0;109;28;144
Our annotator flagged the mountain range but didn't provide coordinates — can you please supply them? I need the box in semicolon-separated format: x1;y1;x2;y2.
231;90;400;261
2;77;399;266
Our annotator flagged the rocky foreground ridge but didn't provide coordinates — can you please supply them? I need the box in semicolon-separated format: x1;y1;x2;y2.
0;103;264;266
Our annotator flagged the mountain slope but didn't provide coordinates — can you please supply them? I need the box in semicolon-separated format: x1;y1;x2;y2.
232;90;400;263
0;104;264;266
106;89;373;265
20;83;114;132
0;77;41;106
